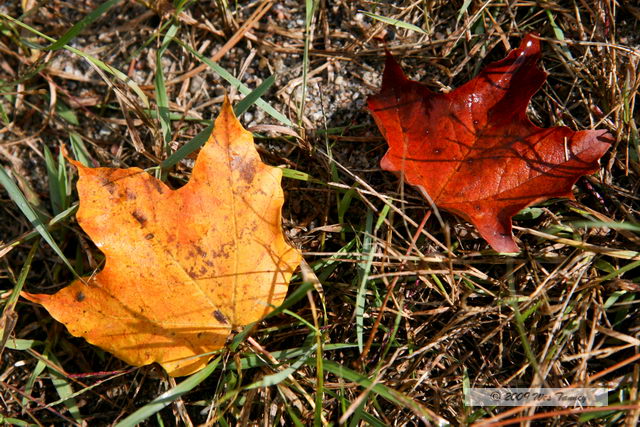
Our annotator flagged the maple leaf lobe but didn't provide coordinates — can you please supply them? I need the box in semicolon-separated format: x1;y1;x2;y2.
22;99;302;376
368;34;612;252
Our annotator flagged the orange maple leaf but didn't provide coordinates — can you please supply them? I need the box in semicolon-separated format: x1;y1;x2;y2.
23;98;302;376
368;34;612;252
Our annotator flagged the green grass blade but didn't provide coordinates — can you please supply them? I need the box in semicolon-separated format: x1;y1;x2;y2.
160;123;213;170
313;351;325;427
69;132;92;167
247;344;316;389
1;240;38;353
356;211;374;353
315;239;356;283
3;338;42;351
278;390;305;427
175;39;292;126
298;0;316;123
0;416;33;426
7;240;38;308
22;350;48;406
56;101;80;126
337;187;356;231
599;259;640;282
545;10;574;61
233;73;276;117
573;219;640;232
115;356;221;427
359;11;428;35
456;0;473;24
155;23;179;158
1;203;78;254
154;23;179;180
43;145;63;215
281;309;317;330
143;109;203;122
374;203;390;232
68;45;149;108
282;168;312;181
508;277;541;375
0;99;9;124
330;389;385;427
45;0;123;50
57;148;70;212
46;351;82;423
354;407;387;427
0;167;78;277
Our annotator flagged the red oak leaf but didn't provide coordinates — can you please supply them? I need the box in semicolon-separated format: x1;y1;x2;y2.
368;34;612;252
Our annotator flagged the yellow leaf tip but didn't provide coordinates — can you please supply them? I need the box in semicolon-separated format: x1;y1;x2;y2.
20;291;44;304
219;95;239;122
61;145;84;170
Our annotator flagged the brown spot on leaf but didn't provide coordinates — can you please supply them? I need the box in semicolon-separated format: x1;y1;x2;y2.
98;177;117;195
239;162;256;183
145;233;154;240
131;210;147;226
213;310;229;324
231;154;256;183
150;179;165;194
210;241;232;259
75;291;85;302
194;244;207;257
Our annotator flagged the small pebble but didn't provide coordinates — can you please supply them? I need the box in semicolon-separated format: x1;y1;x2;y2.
190;75;205;94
